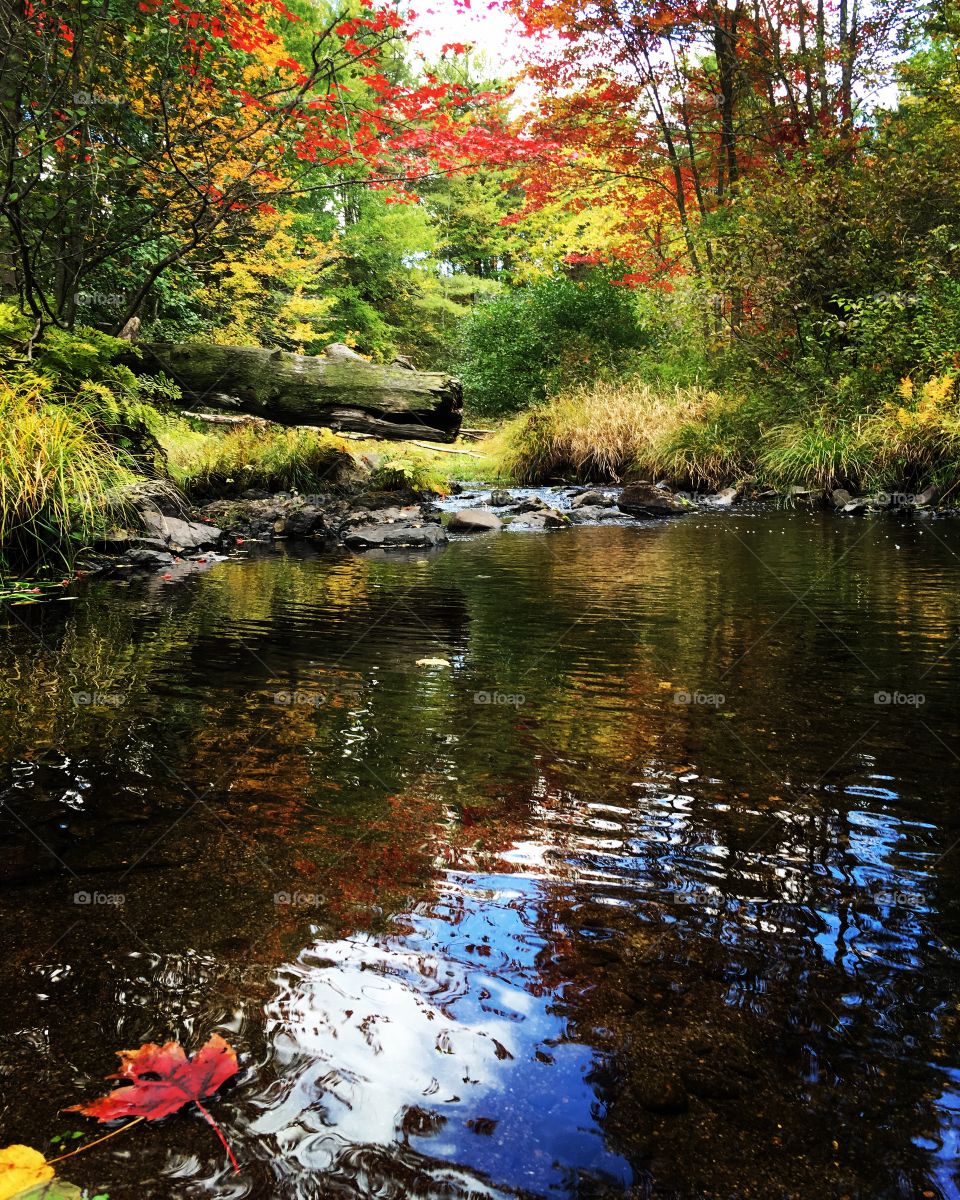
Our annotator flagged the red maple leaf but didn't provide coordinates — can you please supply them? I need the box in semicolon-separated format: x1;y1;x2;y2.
67;1034;240;1170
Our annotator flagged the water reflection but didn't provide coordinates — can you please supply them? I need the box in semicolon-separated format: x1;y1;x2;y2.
250;872;629;1198
0;514;959;1198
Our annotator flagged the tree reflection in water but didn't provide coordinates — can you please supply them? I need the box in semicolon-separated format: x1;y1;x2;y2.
0;515;958;1198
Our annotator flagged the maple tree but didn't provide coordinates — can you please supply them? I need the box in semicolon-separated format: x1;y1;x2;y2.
501;0;914;336
0;0;521;341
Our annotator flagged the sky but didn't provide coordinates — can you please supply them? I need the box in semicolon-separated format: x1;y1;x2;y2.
409;1;528;72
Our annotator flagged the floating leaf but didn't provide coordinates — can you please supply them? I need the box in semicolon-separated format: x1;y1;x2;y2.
12;1181;85;1199
67;1034;238;1123
0;1145;53;1200
67;1035;240;1172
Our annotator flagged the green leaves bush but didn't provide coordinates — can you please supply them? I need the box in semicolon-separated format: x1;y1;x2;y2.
459;266;655;417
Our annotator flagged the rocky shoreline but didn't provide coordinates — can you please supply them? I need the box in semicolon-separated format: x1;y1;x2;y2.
87;478;951;578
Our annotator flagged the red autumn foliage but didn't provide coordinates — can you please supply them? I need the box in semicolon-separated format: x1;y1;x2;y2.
67;1033;238;1122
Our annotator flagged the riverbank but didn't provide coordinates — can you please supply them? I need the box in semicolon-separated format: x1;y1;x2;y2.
495;377;960;501
57;475;960;592
2;316;959;586
4;451;959;601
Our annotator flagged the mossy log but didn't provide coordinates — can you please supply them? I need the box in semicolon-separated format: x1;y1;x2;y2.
136;342;463;442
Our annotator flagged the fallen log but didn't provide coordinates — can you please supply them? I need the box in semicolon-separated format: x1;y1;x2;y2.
136;342;463;442
181;410;269;427
407;439;484;458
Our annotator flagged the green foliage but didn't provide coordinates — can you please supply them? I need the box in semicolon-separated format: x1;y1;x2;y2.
460;266;655;417
423;168;521;281
167;424;357;499
369;456;448;495
321;193;438;361
0;374;134;567
0;304;180;471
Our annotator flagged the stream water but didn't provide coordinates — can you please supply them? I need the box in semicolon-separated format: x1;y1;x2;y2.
2;509;960;1199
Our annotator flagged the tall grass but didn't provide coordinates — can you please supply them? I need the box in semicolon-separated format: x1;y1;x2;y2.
499;373;960;494
501;379;732;484
0;375;133;565
163;422;358;498
758;412;872;492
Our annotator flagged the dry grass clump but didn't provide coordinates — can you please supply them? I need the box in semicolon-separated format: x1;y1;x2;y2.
501;379;729;484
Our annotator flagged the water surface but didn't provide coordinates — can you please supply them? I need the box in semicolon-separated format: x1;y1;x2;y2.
1;511;959;1199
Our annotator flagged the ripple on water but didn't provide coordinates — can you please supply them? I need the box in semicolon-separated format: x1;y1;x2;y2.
1;517;959;1198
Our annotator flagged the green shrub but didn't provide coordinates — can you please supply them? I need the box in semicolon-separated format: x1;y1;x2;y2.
369;456;447;495
0;304;181;472
459;266;655;417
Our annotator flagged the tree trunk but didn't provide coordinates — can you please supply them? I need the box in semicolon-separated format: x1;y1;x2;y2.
134;343;464;442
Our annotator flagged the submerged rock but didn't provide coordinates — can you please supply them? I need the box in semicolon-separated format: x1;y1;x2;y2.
507;507;570;530
121;547;176;569
489;489;514;506
344;524;447;550
568;505;623;524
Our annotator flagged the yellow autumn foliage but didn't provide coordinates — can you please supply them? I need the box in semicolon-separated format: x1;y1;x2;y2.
202;209;340;349
0;1145;53;1200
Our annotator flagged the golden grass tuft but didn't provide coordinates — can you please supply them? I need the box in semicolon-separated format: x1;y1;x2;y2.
0;374;133;562
501;379;729;485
